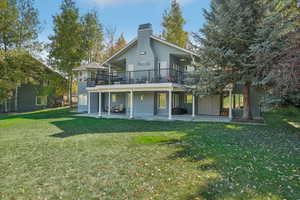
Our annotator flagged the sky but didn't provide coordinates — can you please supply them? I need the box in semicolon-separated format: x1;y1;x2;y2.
36;0;211;44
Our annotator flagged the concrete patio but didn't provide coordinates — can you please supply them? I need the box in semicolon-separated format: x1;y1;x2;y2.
75;113;231;123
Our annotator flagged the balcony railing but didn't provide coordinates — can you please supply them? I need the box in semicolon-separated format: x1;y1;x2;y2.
87;68;187;87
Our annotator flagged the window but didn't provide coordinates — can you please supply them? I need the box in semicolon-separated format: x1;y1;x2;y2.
36;96;47;106
79;94;87;106
223;94;244;109
158;93;167;109
112;94;117;103
185;95;193;104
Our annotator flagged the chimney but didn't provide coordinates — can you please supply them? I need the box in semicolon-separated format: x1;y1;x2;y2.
136;23;155;70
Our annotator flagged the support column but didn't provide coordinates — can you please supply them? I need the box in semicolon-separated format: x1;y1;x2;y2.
108;92;111;116
168;90;172;120
192;93;196;118
98;92;102;117
130;90;133;119
229;89;233;120
108;64;111;85
88;91;91;114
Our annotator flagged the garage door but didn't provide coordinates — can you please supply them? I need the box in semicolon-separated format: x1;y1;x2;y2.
198;95;221;116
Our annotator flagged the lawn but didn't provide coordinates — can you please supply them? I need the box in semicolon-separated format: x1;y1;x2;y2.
0;107;299;200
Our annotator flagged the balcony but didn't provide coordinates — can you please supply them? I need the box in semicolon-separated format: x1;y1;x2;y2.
87;68;188;87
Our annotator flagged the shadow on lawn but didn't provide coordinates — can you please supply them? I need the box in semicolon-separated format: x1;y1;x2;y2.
168;119;300;199
1;107;299;199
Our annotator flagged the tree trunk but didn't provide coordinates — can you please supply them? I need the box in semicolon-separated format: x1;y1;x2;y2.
68;74;73;106
242;83;252;120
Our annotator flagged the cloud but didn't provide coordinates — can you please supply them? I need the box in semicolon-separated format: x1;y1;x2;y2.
84;0;195;7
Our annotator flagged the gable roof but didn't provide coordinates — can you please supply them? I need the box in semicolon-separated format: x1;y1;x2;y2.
101;35;198;66
73;62;106;71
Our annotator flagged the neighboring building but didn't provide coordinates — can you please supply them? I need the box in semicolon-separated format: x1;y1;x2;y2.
74;23;263;120
0;60;65;113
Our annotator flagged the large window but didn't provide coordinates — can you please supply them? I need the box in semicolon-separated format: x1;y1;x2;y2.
223;94;244;109
112;94;117;103
78;94;87;106
158;93;167;109
36;96;47;106
185;95;193;104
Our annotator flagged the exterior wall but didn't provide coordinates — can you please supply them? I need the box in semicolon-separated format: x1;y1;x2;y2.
78;81;88;112
0;84;63;113
198;95;221;116
133;92;155;117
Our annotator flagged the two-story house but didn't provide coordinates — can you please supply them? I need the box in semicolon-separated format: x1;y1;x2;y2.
74;24;263;121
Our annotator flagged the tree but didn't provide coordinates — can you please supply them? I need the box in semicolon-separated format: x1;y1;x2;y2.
192;0;261;119
114;33;126;53
15;0;40;48
0;0;18;51
0;50;47;103
251;0;300;105
48;0;84;105
104;25;117;58
81;10;104;63
161;0;188;48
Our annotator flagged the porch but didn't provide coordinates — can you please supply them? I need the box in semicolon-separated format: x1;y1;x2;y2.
76;112;230;123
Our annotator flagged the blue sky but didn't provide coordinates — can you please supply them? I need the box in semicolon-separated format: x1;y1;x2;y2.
36;0;211;43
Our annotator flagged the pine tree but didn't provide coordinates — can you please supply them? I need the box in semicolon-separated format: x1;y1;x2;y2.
251;0;300;105
0;0;18;51
49;0;84;105
193;0;261;119
15;0;40;48
161;0;188;48
81;10;104;63
114;33;126;54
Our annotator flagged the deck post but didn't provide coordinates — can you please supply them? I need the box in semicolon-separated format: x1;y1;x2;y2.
168;90;172;120
229;89;233;120
98;92;102;117
192;93;195;118
88;91;91;114
130;90;133;119
108;92;111;116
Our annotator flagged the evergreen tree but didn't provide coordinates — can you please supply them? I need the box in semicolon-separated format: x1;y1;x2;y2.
0;0;18;51
251;0;300;105
161;0;188;48
81;10;104;63
15;0;40;48
192;0;261;119
49;0;84;105
114;33;126;54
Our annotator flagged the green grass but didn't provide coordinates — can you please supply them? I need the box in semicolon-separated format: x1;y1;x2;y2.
0;107;299;200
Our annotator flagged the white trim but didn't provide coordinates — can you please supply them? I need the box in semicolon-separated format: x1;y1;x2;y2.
98;92;102;117
87;83;187;93
108;92;111;116
150;36;198;57
168;90;172;120
130;90;133;119
192;94;195;118
36;96;47;106
88;92;91;114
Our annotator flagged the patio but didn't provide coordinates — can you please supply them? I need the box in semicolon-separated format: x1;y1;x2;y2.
75;113;230;123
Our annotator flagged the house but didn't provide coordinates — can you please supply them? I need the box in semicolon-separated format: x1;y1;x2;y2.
74;23;264;121
0;58;66;113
